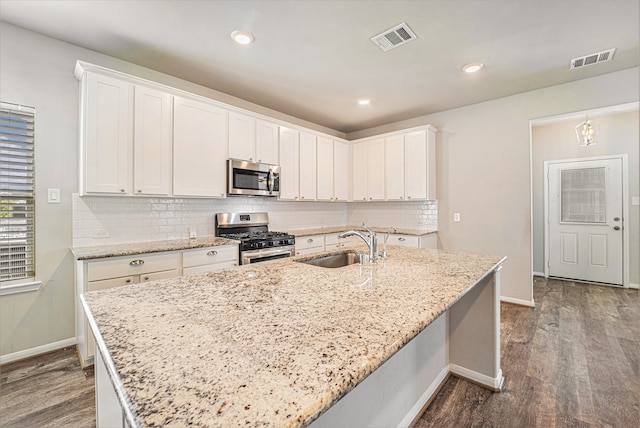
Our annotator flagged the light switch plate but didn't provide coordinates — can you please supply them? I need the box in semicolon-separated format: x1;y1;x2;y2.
632;196;640;206
453;212;461;222
47;188;60;204
189;227;197;239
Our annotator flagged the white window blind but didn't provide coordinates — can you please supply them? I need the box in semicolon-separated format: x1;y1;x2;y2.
0;102;35;282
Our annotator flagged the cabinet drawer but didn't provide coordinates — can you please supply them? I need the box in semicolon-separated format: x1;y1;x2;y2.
183;245;237;268
324;233;357;247
140;269;179;283
295;247;323;256
388;234;420;247
88;276;135;291
295;235;324;251
87;252;179;282
183;262;236;276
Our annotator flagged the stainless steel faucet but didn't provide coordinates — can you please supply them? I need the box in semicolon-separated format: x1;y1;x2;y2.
381;227;396;260
339;223;378;263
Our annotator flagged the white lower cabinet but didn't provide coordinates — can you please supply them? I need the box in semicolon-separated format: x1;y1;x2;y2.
294;231;438;256
295;235;324;255
182;245;238;275
324;232;358;250
77;244;238;367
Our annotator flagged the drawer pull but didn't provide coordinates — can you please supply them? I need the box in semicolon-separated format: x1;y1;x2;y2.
129;259;145;266
125;279;132;283
143;276;149;281
207;250;218;256
307;238;313;243
398;237;406;242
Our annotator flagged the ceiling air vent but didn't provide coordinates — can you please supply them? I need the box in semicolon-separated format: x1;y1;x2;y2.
570;48;616;70
371;23;417;52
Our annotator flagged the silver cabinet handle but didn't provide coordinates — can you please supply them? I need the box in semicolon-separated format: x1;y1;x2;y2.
398;237;406;241
137;189;142;193
207;250;218;256
407;196;412;199
613;226;621;231
120;188;126;193
307;238;313;243
143;276;149;281
613;217;620;221
129;259;144;266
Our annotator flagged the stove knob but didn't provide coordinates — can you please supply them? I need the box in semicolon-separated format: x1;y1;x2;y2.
268;241;274;247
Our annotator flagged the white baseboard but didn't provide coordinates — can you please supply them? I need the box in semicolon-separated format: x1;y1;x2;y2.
397;366;449;428
0;337;76;365
532;271;545;277
500;295;535;307
629;283;639;290
449;364;504;391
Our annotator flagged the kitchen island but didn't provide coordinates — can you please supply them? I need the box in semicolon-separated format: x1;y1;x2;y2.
82;246;505;427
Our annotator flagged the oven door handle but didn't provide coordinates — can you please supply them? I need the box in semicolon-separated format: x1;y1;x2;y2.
241;248;293;265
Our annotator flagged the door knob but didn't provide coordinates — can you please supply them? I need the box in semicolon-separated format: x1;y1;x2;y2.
613;226;621;230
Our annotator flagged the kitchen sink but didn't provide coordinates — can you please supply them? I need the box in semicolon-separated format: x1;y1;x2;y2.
297;252;362;268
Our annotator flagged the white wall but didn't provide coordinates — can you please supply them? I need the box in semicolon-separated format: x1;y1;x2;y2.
348;67;640;305
531;109;639;285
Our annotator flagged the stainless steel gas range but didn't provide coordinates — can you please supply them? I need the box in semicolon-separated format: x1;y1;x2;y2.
214;212;295;265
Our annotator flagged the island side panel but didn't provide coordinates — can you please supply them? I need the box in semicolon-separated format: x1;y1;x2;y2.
310;313;448;428
448;266;503;390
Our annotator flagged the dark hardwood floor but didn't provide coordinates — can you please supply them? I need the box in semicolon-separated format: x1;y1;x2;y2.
418;277;640;427
1;278;638;427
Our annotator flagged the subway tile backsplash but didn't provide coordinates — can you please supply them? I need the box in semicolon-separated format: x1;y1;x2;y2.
72;194;437;247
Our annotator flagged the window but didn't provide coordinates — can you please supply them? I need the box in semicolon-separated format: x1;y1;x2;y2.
0;102;35;284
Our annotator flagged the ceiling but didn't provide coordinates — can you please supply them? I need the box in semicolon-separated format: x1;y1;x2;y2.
1;0;638;134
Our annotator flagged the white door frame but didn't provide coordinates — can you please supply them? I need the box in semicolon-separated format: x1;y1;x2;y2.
543;154;629;287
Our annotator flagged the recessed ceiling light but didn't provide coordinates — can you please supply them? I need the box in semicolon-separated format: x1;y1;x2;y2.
358;99;371;106
463;62;484;73
231;30;254;45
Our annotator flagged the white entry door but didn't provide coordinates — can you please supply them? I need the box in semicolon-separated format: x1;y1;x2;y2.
546;158;623;285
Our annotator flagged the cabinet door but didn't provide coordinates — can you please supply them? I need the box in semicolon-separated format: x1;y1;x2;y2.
256;120;279;165
333;141;350;201
173;96;228;197
404;130;427;200
352;142;368;202
84;73;133;194
316;137;334;201
367;138;386;200
279;127;299;200
299;132;317;201
228;111;256;162
133;86;172;195
385;134;405;201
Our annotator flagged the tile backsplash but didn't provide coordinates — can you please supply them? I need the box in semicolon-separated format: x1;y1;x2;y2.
72;194;437;247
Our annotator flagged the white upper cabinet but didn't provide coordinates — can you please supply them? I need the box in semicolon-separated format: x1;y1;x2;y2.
279;127;300;200
404;127;437;200
133;86;173;196
228;112;256;162
333;141;350;201
173;96;228;198
352;139;385;201
298;132;317;201
255;120;279;165
229;113;279;165
82;73;133;194
385;134;405;201
316;136;334;201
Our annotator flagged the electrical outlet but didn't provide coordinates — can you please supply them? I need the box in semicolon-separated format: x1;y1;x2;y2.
453;213;461;222
189;227;197;239
94;229;109;239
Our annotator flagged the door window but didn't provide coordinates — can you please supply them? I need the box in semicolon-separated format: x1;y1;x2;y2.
560;167;606;223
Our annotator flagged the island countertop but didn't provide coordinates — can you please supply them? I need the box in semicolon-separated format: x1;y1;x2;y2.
82;246;505;427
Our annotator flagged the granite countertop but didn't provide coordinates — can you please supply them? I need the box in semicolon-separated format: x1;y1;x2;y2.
286;225;437;237
82;246;505;427
72;236;239;260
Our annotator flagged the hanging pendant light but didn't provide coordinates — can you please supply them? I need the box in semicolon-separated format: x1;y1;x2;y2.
575;115;599;146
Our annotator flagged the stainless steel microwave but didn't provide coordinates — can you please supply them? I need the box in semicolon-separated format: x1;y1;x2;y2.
227;159;280;197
